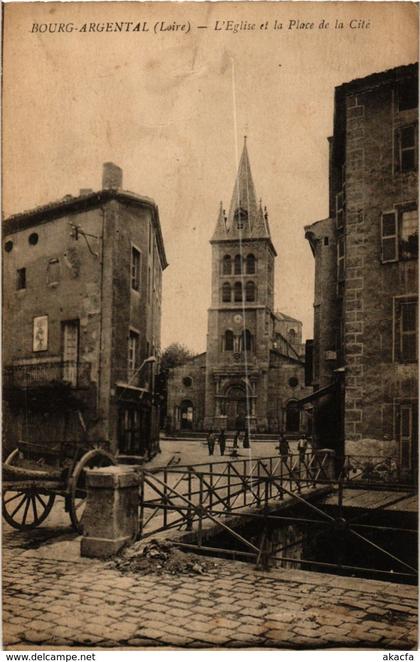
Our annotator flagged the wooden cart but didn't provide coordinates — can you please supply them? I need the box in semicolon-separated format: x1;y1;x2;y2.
2;438;116;533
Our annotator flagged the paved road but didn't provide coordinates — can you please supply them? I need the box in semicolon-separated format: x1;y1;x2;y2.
3;537;417;649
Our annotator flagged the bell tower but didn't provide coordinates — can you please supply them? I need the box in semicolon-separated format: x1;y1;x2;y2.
204;138;277;432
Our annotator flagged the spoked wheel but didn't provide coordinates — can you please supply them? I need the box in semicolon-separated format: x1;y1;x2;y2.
68;449;116;534
2;450;55;530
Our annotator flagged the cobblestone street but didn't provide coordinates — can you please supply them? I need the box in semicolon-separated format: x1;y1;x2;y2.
3;530;417;650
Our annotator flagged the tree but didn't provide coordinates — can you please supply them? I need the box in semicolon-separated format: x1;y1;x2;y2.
160;342;194;371
157;343;195;429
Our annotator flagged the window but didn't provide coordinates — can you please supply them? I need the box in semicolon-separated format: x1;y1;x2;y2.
17;268;26;290
62;320;79;386
397;402;418;470
246;254;256;274
234;207;248;229
240;329;253;352
336;191;345;229
381;208;418;262
398;79;418;112
222;282;231;303
324;237;329;246
131;247;141;291
400;209;418;259
128;331;139;375
234;255;242;274
381;212;398;262
224;330;234;351
288;328;296;342
337;236;345;282
183;377;192;388
289;376;299;388
28;233;39;246
396;125;417;173
4;240;13;253
222;255;232;275
394;297;417;363
245;281;256;302
47;258;60;285
234;282;243;302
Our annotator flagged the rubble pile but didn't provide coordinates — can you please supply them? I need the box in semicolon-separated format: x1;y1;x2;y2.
111;539;218;576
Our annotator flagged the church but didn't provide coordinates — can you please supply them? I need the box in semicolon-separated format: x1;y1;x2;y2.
167;139;310;434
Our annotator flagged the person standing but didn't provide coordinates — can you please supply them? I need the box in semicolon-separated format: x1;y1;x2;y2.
207;431;215;456
278;432;289;461
218;430;226;456
297;435;308;463
233;430;239;449
243;430;250;449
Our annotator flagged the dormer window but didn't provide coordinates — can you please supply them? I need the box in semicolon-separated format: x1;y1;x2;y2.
234;207;248;229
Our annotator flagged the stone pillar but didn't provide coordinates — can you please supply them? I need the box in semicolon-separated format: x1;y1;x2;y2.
81;465;139;559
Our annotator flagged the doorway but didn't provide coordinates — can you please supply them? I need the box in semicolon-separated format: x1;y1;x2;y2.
226;386;247;430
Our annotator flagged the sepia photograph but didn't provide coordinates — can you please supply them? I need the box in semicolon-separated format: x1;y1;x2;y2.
1;0;418;652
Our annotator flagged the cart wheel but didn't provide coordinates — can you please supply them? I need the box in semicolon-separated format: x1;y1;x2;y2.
3;449;56;530
68;449;116;534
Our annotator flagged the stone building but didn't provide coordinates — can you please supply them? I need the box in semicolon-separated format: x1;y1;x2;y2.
303;63;418;473
167;140;309;434
3;162;168;459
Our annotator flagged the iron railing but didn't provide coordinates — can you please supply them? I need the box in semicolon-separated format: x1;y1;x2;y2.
138;451;417;582
3;361;91;389
339;454;417;487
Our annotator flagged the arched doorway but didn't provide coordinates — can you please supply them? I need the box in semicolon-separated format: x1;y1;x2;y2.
226;385;248;430
180;400;194;430
286;400;300;433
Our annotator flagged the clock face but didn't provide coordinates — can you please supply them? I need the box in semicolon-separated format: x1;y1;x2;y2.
233;314;243;325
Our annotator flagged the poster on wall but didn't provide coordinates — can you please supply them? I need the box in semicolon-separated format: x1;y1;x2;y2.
32;315;48;352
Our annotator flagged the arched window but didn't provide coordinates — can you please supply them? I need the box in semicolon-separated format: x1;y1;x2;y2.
234;255;242;274
222;255;232;275
288;328;296;342
246;254;256;274
224;330;234;351
245;281;256;302
234;282;243;302
240;329;253;352
222;282;231;302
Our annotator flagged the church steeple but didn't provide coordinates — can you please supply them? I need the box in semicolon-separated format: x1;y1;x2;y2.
211;137;272;244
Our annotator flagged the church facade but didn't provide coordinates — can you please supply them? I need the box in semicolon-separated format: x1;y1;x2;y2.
167;140;310;434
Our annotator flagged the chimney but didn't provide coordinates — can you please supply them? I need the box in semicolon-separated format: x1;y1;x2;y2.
102;162;123;190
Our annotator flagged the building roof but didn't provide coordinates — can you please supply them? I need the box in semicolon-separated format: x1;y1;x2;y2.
211;138;276;254
3;187;168;270
335;62;418;98
274;311;302;324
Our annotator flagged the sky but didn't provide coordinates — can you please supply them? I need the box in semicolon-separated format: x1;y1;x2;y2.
3;2;418;354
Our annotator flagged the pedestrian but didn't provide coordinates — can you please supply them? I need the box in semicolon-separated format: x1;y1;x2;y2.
233;430;239;449
207;431;215;456
243;430;250;449
278;432;289;460
297;434;308;463
218;430;226;456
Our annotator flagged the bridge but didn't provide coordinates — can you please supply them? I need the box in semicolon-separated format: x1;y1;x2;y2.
138;451;418;582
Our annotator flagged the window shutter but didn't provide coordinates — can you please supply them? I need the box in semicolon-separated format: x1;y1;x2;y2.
381;211;398;262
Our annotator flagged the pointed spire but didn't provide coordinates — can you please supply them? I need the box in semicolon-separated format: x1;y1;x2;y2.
211;137;272;243
211;201;227;241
